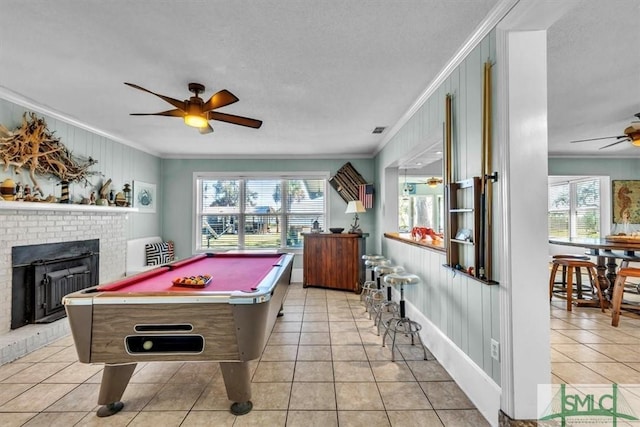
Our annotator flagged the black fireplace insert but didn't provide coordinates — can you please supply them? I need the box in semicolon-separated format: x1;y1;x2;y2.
11;239;99;329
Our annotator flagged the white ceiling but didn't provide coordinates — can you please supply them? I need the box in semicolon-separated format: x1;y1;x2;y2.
1;0;639;160
547;0;640;157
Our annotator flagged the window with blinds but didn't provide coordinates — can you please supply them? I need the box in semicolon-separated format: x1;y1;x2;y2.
548;178;600;238
549;183;570;238
195;174;328;250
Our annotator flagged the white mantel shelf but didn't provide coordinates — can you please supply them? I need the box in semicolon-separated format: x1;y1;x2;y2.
0;201;138;213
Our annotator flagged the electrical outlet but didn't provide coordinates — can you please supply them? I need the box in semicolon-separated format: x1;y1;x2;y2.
490;339;500;361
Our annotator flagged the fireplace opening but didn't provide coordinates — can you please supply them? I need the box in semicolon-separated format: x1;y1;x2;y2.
12;239;99;329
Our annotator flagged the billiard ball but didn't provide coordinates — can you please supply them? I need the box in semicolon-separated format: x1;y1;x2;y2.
143;340;153;350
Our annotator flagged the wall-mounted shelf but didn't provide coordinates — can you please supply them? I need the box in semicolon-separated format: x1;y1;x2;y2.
446;177;481;278
442;264;499;285
0;200;138;213
450;238;474;245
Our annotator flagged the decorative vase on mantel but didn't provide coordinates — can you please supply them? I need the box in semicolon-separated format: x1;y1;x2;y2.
59;180;70;204
1;178;16;201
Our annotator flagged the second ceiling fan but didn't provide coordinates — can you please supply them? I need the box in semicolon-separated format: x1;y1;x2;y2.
570;113;640;149
125;82;262;134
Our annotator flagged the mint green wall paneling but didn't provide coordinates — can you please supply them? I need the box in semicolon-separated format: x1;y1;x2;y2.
490;284;500;382
0;100;11;125
130;149;160;238
549;158;640;180
467;275;483;366
427;87;438;138
465;46;484;179
110;140;123;194
159;159;193;260
458;55;468;177
101;133;111;184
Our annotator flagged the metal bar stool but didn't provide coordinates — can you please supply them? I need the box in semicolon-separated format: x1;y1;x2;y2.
611;267;640;327
381;273;428;362
372;264;404;335
548;257;605;312
361;255;386;304
363;258;390;316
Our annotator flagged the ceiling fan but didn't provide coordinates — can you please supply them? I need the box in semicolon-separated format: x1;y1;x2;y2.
570;113;640;149
124;82;262;134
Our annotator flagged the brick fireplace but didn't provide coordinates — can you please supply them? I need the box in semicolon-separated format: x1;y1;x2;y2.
0;203;131;363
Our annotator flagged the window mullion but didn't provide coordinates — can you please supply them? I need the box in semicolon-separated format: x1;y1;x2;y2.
569;181;577;238
238;179;246;248
280;179;287;249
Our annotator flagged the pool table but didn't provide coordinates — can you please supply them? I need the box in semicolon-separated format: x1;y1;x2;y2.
63;252;294;417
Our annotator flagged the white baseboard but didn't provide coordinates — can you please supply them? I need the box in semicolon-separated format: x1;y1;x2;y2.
291;268;303;283
403;297;501;427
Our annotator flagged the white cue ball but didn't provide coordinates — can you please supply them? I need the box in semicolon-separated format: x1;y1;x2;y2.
143;340;153;350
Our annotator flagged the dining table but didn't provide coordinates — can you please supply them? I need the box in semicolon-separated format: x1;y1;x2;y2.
549;236;640;303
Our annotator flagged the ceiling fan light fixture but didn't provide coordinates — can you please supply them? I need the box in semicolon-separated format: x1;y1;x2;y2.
627;129;640;146
426;177;442;188
184;114;208;128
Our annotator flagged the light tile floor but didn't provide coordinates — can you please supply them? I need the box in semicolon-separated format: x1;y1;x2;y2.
0;283;488;427
549;293;640;426
551;268;640;374
551;298;640;385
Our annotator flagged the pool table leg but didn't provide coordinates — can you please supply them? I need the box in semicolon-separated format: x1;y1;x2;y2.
220;361;252;415
96;363;137;417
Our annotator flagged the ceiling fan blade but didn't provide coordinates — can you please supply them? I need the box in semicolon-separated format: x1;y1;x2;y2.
199;123;214;134
570;135;626;143
124;82;186;112
130;109;184;117
202;89;239;112
207;111;263;129
599;138;630;149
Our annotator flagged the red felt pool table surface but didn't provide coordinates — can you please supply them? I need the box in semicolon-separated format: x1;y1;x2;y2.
97;253;286;293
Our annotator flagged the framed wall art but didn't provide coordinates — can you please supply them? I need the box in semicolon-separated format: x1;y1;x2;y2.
133;180;156;213
612;180;640;223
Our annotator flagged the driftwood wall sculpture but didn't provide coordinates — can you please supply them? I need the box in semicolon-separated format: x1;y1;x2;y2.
0;112;99;195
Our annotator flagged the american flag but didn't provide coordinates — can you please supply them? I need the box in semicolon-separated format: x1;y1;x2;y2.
359;184;374;209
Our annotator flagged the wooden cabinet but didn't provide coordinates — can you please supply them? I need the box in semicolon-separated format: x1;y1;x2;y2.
303;233;366;292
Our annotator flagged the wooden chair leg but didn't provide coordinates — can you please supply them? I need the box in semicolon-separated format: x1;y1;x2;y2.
566;266;574;311
549;262;560;301
611;274;626;327
576;267;583;299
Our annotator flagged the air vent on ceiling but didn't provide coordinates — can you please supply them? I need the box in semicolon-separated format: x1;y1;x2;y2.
372;127;386;134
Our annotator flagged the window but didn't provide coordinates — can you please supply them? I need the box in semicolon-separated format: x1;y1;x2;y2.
548;177;600;238
195;173;328;250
